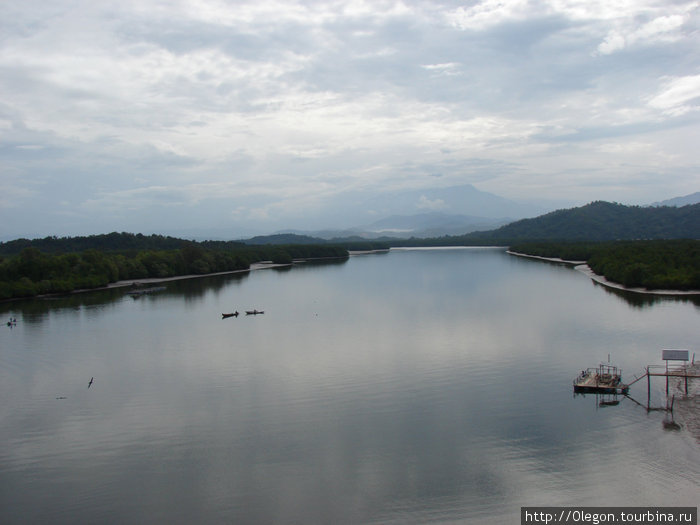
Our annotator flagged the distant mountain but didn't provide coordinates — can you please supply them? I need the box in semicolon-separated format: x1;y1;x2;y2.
362;212;510;237
357;184;545;220
462;201;700;242
276;213;510;240
651;192;700;207
250;201;700;244
139;184;556;241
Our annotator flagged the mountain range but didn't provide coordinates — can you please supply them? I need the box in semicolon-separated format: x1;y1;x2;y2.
652;192;700;207
245;200;699;245
268;184;551;240
268;188;699;241
1;193;697;253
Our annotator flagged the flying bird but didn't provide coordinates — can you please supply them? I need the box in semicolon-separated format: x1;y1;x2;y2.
88;377;94;388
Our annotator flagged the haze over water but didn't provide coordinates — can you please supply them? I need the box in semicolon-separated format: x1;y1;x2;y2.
1;248;698;524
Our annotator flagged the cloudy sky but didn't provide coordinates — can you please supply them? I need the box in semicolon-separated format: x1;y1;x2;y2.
1;0;698;239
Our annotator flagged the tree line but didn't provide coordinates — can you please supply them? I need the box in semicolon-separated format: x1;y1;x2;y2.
0;232;392;257
510;240;700;290
0;232;200;256
0;242;348;300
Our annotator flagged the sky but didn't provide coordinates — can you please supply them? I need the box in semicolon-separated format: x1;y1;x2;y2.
1;0;699;240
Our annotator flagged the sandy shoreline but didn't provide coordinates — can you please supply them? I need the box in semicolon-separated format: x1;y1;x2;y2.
90;262;292;293
672;363;700;443
98;254;351;291
573;264;700;296
505;250;586;265
348;249;390;256
508;250;700;296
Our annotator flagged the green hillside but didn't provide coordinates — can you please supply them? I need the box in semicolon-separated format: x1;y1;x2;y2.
464;201;699;242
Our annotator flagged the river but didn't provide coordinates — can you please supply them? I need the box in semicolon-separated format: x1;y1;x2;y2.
1;247;698;524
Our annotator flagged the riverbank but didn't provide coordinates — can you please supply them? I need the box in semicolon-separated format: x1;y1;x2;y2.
505;250;585;265
0;262;291;301
105;254;355;290
574;264;700;296
507;250;700;296
348;249;391;256
1;254;354;302
673;363;700;443
102;261;291;291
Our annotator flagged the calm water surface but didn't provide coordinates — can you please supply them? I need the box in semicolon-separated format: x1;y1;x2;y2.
1;248;699;524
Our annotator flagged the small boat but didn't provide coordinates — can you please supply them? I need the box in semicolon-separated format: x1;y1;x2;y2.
245;309;264;315
222;312;239;319
573;362;629;395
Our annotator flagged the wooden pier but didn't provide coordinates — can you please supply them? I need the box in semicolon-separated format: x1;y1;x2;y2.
574;350;698;401
627;365;700;396
624;350;698;408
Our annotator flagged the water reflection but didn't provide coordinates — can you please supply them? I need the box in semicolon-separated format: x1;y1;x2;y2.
0;270;254;320
1;248;698;524
0;260;351;322
592;281;700;309
1;287;126;319
165;271;251;303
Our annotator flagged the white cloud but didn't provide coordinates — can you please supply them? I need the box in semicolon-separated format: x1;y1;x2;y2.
647;75;700;116
447;0;532;31
597;13;690;54
417;195;448;211
597;31;627;54
421;62;461;77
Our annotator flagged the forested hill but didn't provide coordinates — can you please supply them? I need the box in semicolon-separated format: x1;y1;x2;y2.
463;201;699;242
0;232;189;256
0;232;250;256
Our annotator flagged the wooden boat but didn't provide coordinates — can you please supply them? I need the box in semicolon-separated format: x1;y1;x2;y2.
245;309;264;315
222;312;239;319
573;363;629;395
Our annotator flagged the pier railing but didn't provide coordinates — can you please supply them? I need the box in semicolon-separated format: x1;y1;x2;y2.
626;363;699;399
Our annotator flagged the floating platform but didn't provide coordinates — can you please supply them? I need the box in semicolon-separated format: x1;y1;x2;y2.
573;363;629;395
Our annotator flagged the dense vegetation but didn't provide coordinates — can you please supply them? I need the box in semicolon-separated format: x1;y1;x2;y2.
458;201;699;243
510;240;700;290
508;241;604;261
0;232;202;256
242;235;391;252
0;237;348;300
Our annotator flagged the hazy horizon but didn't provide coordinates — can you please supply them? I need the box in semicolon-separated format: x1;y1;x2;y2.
1;1;698;240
